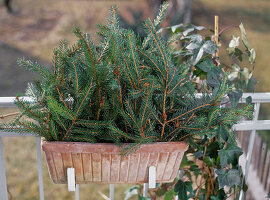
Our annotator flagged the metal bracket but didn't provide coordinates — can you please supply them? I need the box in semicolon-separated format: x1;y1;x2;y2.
67;168;76;192
149;166;156;188
143;166;157;197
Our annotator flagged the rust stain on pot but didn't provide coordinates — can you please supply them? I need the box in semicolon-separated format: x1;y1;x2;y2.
42;142;188;184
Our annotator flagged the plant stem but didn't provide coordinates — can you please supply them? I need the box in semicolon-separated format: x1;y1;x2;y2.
0;112;20;119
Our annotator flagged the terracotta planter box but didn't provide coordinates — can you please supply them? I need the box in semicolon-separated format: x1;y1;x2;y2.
42;141;188;184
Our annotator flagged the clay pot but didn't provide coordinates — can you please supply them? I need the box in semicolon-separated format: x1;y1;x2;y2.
42;141;188;184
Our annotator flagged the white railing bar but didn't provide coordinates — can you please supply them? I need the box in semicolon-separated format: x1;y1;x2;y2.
0;97;32;107
233;120;270;131
0;132;36;137
75;184;79;200
0;137;8;200
36;137;44;200
110;184;114;200
240;93;270;103
239;102;261;200
1;93;270;107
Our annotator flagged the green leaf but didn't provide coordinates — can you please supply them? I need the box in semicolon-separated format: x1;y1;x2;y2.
210;189;226;200
248;48;256;64
197;57;215;72
190;164;200;177
206;141;219;159
217;125;237;146
239;22;250;50
164;189;176;200
138;195;150;200
219;144;243;167
215;169;242;189
174;180;188;200
194;150;204;159
247;78;258;92
180;154;194;169
203;156;214;167
124;185;139;200
228;90;243;107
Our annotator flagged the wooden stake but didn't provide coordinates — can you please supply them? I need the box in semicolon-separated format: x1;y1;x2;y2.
215;15;219;58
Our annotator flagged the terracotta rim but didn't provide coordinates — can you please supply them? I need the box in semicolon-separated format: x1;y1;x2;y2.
42;141;189;154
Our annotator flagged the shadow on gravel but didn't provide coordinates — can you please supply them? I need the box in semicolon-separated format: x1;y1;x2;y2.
0;41;49;96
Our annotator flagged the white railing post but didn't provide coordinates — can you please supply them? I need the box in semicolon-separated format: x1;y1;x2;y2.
110;184;114;200
36;137;44;200
239;102;260;200
75;184;79;200
0;137;8;200
143;183;149;197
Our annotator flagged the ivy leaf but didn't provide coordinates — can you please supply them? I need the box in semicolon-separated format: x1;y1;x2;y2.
124;185;139;200
215;169;242;189
197;57;215;72
138;195;150;200
228;90;243;107
202;40;217;55
194;150;204;158
203;156;214;167
170;24;184;33
247;78;258;92
248;48;256;64
186;42;201;50
174;180;188;200
246;96;252;104
210;189;226;200
193;48;204;66
239;22;250;50
206;141;219;159
164;189;177;200
217;125;237;147
196;57;222;89
180;154;194;168
219;144;243;167
190;164;200;177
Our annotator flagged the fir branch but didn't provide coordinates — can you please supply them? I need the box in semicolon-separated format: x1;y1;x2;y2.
61;82;93;141
74;28;98;84
145;22;168;75
119;47;136;88
18;58;51;80
167;103;212;123
136;49;166;80
15;96;46;123
128;33;139;83
72;61;79;94
97;39;109;64
167;78;186;95
47;96;75;120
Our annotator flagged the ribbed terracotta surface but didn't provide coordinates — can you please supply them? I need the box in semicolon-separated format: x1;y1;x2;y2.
42;141;188;184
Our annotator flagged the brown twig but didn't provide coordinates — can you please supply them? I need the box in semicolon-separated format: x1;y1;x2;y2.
0;112;20;119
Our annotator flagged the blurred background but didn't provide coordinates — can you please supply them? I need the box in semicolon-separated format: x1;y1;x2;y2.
0;0;269;199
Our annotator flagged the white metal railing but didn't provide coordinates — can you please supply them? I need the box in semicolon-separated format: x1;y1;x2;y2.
0;93;270;200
